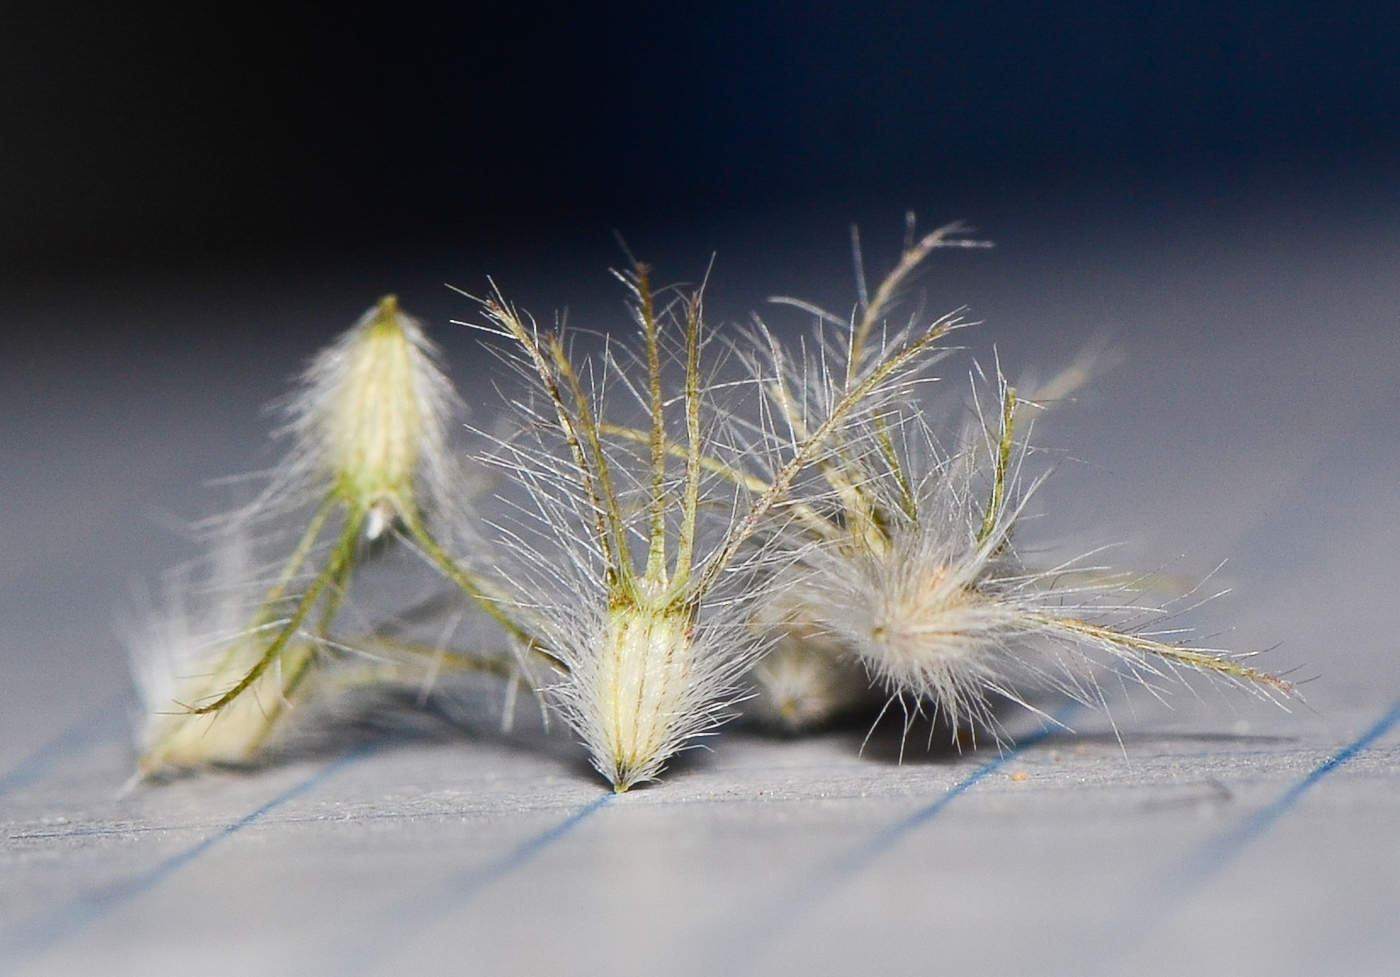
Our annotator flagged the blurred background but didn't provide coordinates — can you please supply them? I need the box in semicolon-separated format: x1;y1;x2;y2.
4;4;1400;975
4;1;1398;272
5;0;1400;752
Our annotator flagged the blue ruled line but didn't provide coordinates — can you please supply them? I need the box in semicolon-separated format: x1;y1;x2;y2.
330;791;614;977
442;792;615;900
0;699;123;801
1167;695;1400;897
0;748;368;974
723;710;1078;972
1094;694;1400;972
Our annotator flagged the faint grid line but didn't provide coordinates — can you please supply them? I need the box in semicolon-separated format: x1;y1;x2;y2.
0;698;124;801
327;791;614;977
1102;694;1400;966
1166;694;1400;896
0;748;368;975
720;709;1079;973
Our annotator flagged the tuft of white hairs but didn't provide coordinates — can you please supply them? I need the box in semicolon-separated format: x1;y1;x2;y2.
772;370;1295;748
744;589;878;732
256;295;466;536
128;297;507;777
462;256;960;789
739;217;1292;745
125;535;319;775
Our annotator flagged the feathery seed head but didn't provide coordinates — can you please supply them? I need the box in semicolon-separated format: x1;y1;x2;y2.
745;589;875;732
589;603;696;791
785;417;1294;739
803;527;1025;730
128;565;321;777
138;638;317;776
468;272;786;790
746;642;873;733
292;295;458;537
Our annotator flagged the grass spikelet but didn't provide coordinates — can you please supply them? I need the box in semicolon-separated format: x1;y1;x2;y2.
465;268;744;790
745;590;876;732
744;218;1293;744
127;532;321;775
788;374;1293;745
464;256;956;789
132;297;516;775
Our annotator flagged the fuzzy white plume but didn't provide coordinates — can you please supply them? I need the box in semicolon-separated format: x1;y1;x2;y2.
126;536;319;776
272;294;464;534
467;271;773;789
742;218;1291;742
776;379;1294;744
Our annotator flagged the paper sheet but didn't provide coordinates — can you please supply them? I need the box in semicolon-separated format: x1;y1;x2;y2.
4;214;1399;976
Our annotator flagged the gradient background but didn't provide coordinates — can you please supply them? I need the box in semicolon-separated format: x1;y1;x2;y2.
3;4;1400;975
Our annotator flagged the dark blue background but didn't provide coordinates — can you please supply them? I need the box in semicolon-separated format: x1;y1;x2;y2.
4;2;1397;274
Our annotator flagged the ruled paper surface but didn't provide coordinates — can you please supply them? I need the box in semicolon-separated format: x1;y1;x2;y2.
4;213;1398;977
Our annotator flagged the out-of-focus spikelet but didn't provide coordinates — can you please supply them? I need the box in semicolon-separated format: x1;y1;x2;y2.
130;297;513;776
742;219;1293;743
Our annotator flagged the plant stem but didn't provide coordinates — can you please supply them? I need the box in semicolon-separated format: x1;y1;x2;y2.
191;509;362;715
